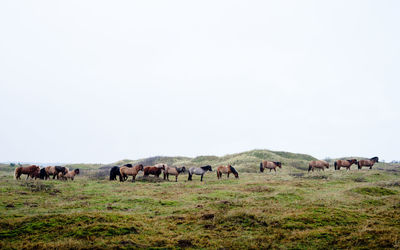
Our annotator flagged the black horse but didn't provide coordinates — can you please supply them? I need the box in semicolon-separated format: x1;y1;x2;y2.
54;166;68;179
109;166;122;181
39;168;48;179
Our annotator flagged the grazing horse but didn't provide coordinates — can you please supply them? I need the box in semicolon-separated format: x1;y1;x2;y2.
163;166;186;182
45;166;68;179
260;161;282;173
14;165;40;180
188;165;212;182
308;160;329;172
59;169;80;180
216;165;239;179
334;159;358;171
358;157;379;170
109;166;122;181
144;165;165;178
120;164;144;182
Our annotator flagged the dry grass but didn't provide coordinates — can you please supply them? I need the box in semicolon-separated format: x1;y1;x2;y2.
0;163;400;249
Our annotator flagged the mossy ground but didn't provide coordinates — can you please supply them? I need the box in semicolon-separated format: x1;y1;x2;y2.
1;168;400;249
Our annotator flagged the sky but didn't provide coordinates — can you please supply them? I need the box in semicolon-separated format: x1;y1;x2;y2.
0;1;399;163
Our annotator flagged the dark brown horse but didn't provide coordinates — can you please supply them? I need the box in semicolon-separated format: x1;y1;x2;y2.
308;160;329;172
216;165;239;179
144;165;165;178
334;159;358;171
357;157;379;169
14;165;40;180
260;161;282;173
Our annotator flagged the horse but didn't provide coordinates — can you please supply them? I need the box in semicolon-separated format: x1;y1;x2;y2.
14;165;40;180
119;164;144;182
334;159;358;171
216;165;239;179
357;157;379;170
308;160;329;172
163;166;186;182
260;161;282;173
59;169;80;181
45;166;68;179
109;166;122;181
188;165;212;182
144;165;165;178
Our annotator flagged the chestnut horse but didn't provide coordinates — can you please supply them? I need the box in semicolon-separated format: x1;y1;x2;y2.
260;161;282;173
217;165;239;179
163;166;186;182
45;166;68;179
357;157;379;170
144;165;165;178
334;159;358;171
308;160;329;172
120;164;144;182
15;165;40;180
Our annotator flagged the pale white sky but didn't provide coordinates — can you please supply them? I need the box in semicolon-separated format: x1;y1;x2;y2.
0;1;399;163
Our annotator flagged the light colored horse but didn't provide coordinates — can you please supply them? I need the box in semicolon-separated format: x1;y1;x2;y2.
357;157;379;169
216;165;239;179
334;159;357;171
120;164;144;182
308;160;329;172
260;161;282;173
163;166;186;182
59;169;80;181
188;165;212;182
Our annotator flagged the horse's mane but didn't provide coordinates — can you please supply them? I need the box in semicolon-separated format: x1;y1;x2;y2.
370;157;379;161
124;164;133;168
201;165;211;170
229;165;238;175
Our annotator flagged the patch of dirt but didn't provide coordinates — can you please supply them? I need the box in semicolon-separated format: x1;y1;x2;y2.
201;213;215;220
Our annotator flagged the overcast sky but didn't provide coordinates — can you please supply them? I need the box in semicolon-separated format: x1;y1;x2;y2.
0;1;399;163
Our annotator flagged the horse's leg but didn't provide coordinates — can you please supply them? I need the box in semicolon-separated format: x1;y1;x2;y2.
131;175;135;182
227;173;230;178
175;175;178;182
274;168;276;172
188;174;192;181
201;174;203;182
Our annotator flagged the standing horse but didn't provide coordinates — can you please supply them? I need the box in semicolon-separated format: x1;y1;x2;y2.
163;166;186;182
334;159;358;171
143;165;165;178
59;169;80;181
216;165;239;179
188;165;212;182
260;161;282;173
357;157;379;170
308;160;329;172
109;166;122;181
45;166;68;179
120;164;144;182
14;165;40;180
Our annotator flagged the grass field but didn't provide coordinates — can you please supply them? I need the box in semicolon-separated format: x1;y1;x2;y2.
1;164;400;249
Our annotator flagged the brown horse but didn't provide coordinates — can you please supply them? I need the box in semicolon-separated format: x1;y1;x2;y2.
45;166;68;179
59;169;80;181
120;164;144;182
14;165;40;180
334;159;358;171
260;161;282;173
308;160;329;172
216;165;239;179
144;165;165;178
163;166;186;182
357;157;379;170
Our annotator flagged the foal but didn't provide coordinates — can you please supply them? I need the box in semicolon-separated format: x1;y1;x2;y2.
59;169;80;181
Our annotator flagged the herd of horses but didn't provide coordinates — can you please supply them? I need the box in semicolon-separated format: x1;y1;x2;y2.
13;157;379;182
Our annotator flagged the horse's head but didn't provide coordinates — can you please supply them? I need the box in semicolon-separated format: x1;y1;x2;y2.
371;157;379;163
229;166;239;178
160;165;165;170
203;165;212;172
180;166;186;173
74;169;80;175
275;162;282;168
350;159;358;165
138;164;144;171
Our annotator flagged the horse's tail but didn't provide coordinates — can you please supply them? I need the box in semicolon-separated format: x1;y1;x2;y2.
14;167;19;179
334;161;337;170
188;173;192;181
308;164;312;172
260;162;264;172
